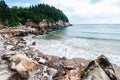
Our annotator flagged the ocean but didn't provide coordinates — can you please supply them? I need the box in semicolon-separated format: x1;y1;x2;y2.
24;24;120;66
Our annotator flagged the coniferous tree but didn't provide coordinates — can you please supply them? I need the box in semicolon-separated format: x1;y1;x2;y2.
0;0;69;27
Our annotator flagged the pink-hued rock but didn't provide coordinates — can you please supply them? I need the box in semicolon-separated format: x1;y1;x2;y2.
0;31;120;80
31;42;36;46
2;54;39;78
38;19;48;28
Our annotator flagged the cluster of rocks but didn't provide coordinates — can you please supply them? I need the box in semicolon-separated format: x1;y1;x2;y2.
0;20;72;37
0;33;120;80
30;19;72;35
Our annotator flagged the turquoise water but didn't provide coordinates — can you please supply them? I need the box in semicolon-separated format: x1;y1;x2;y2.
52;24;120;41
25;24;120;66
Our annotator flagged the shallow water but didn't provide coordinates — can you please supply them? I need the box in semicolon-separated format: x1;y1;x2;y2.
24;24;120;66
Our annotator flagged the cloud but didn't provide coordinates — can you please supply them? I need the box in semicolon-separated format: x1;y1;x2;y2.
40;0;120;24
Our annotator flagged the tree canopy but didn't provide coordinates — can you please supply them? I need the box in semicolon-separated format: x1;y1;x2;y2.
0;0;69;27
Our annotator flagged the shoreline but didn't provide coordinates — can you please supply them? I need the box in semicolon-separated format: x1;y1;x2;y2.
0;27;120;80
0;20;72;37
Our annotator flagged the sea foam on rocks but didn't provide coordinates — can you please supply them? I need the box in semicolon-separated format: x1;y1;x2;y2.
23;35;120;66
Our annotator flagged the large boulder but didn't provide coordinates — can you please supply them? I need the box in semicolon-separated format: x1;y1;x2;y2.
2;54;39;79
81;61;110;80
81;55;117;80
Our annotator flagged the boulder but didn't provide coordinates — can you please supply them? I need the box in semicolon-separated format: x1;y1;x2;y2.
3;54;39;78
31;42;36;46
81;55;117;80
81;61;110;80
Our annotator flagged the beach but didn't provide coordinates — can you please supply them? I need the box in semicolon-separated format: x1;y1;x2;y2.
0;24;120;80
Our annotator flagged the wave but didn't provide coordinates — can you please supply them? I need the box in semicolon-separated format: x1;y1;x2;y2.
24;35;120;66
81;32;120;35
68;36;120;42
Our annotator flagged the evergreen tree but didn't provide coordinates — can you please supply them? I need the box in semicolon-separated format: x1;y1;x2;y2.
0;0;10;23
0;0;69;27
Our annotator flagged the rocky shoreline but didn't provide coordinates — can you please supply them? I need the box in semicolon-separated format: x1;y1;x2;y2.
0;26;120;80
0;20;72;37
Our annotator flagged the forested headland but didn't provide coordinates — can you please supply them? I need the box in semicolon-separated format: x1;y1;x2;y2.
0;0;69;27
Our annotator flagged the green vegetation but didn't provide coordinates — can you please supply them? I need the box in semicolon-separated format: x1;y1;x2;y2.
0;0;69;27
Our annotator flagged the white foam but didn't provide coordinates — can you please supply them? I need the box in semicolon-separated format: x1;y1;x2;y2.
23;35;120;66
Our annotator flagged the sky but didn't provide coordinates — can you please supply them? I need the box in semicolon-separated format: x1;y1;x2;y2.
4;0;120;24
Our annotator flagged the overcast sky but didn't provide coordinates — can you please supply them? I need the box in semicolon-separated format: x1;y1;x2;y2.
4;0;120;24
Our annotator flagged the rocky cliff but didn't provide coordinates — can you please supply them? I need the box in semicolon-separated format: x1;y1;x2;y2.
0;20;72;37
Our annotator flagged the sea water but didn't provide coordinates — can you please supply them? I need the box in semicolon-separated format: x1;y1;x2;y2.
24;24;120;66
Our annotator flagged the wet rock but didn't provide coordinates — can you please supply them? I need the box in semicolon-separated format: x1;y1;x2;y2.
31;42;36;46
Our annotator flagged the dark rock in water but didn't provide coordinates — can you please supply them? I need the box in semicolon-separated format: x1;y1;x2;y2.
61;57;67;60
31;42;36;46
81;55;117;80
